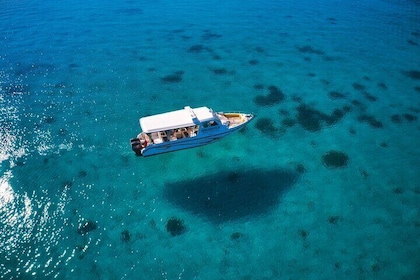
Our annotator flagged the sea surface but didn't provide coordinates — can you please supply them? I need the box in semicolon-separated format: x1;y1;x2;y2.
1;0;420;279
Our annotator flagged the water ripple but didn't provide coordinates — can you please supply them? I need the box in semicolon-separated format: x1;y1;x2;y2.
0;173;74;279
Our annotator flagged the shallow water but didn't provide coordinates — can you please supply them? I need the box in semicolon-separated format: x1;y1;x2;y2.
1;0;420;279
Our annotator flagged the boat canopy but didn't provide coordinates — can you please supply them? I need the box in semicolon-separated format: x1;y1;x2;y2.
140;106;214;133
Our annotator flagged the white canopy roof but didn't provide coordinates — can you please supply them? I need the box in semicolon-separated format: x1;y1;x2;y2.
140;106;214;133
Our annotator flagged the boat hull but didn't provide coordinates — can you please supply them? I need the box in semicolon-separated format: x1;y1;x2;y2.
131;108;254;157
140;123;246;156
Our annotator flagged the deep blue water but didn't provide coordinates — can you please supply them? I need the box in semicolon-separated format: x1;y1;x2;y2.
1;0;420;279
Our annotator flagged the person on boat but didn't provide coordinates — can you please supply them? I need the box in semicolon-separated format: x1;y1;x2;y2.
140;139;147;148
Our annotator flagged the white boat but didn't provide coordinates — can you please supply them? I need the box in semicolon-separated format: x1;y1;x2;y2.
130;106;254;156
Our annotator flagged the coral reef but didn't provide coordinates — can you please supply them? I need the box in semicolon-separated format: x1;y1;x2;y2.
328;215;340;225
211;68;228;75
166;217;186;236
296;45;325;55
188;44;206;53
230;232;243;240
255;117;277;136
357;114;383;128
298;229;309;238
362;92;377;102
77;220;97;235
295;104;347;131
402;70;420;80
403;114;417;122
352;82;366;91
201;30;222;40
329;91;346;99
121;230;131;242
377;82;388;90
295;163;306;174
248;59;259;65
254;85;285;106
322;151;349;168
161;71;184;83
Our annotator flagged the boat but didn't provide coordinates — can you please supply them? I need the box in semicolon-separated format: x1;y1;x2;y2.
130;106;254;156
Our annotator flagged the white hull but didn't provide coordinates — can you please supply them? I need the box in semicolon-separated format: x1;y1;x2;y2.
131;107;254;157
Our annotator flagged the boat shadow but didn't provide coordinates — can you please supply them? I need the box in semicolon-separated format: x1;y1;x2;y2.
164;168;298;223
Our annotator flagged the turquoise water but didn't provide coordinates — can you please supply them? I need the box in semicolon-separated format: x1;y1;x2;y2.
1;0;420;279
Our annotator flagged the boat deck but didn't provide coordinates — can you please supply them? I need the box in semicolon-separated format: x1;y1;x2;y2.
217;113;246;127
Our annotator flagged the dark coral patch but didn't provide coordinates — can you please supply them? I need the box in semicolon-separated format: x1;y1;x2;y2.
295;163;306;174
231;232;243;240
326;109;345;125
414;86;420;93
393;187;404;194
296;45;325;55
188;44;206;53
77;220;97;235
380;142;389;148
352;82;366;91
357;114;383;128
320;79;330;85
298;229;309;238
351;99;363;107
402;70;420;80
58;128;68;136
362;92;377;102
296;105;326;131
161;74;182;83
161;71;184;83
254;85;285;106
329;91;346;99
403;113;417;122
342;105;351;113
296;104;346;132
166;217;186;236
407;40;419;46
322;151;349;168
227;171;240;183
255;46;265;53
377;82;388;90
279;109;289;116
248;59;259;65
328;215;340;225
255;117;277;136
44;116;56;124
121;230;131;242
211;68;228;75
323;55;340;61
327;17;337;24
202;30;222;40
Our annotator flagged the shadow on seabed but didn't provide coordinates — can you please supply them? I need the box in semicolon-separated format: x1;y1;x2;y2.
164;168;299;223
